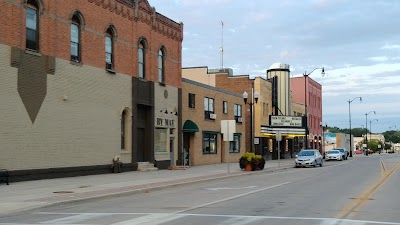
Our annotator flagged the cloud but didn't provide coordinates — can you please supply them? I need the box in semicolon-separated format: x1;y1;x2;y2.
368;56;388;62
381;44;400;50
229;28;236;33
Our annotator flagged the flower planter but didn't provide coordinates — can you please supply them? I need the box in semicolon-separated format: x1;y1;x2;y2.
245;163;252;171
239;152;266;171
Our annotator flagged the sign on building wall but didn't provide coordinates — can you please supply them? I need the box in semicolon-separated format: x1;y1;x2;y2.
269;116;302;127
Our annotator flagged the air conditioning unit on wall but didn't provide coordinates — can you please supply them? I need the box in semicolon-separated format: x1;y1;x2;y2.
210;113;217;119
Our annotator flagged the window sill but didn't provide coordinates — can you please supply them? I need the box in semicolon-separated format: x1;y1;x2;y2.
70;60;82;66
202;153;218;155
106;68;116;74
120;150;131;155
138;78;147;82
25;49;41;56
159;82;166;86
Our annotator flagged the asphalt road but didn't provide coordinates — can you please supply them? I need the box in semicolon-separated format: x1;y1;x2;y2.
1;154;400;225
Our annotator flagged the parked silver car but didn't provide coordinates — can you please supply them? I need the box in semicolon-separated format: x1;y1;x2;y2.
334;148;348;160
325;150;343;161
295;149;323;168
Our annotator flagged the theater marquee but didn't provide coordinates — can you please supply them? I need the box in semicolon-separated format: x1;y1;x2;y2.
269;116;303;127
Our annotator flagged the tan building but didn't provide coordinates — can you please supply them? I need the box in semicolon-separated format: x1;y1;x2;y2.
183;67;277;159
292;101;305;116
182;78;245;166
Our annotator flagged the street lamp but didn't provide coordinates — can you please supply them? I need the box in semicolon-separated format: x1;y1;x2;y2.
369;119;378;142
243;85;259;153
365;111;376;151
348;97;362;157
303;67;325;149
389;126;397;152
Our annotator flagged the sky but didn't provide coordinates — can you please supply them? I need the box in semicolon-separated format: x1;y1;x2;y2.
150;0;400;133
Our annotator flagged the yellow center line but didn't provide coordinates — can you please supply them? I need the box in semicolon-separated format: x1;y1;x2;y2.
336;162;400;219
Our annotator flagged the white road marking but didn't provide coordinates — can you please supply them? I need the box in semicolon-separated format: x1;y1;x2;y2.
40;214;104;224
0;224;94;225
204;186;257;191
110;214;185;225
174;182;291;214
233;217;263;225
30;213;400;225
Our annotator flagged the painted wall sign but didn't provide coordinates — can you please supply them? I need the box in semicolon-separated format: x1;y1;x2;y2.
156;118;175;127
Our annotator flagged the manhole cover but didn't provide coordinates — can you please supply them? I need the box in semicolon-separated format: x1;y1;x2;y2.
53;191;74;194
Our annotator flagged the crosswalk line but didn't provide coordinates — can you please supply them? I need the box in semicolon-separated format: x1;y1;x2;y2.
40;213;104;224
110;213;186;225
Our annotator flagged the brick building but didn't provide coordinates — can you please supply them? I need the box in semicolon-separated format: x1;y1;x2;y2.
291;76;323;151
181;78;245;166
182;67;274;158
0;0;183;181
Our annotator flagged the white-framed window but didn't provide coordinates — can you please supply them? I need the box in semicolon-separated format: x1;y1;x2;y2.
26;1;39;51
229;134;240;153
204;97;214;119
223;101;228;114
158;48;165;83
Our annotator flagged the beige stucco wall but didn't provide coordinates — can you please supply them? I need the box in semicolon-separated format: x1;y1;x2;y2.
154;84;179;163
182;67;216;87
254;77;272;136
0;44;132;170
292;101;305;116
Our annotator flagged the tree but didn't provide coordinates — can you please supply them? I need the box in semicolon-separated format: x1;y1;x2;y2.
351;128;367;137
368;139;383;152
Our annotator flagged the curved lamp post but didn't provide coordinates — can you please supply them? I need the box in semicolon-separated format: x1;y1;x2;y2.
369;119;378;142
304;67;325;149
243;85;259;153
348;97;362;157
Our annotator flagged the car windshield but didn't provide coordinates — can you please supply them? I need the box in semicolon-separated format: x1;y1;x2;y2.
327;151;340;154
335;148;345;152
298;151;315;156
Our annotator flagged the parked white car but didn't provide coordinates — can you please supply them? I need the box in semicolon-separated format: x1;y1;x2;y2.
334;148;348;160
295;149;323;168
325;150;343;161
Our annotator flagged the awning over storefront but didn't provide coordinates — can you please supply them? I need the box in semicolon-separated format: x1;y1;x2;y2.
183;120;199;133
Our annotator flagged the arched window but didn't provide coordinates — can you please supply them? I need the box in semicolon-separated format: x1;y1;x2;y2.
138;39;146;79
70;13;82;62
158;47;165;83
26;0;40;51
105;27;115;70
121;110;126;150
121;108;131;150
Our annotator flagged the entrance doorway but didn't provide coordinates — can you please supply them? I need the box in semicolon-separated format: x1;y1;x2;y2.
183;133;191;166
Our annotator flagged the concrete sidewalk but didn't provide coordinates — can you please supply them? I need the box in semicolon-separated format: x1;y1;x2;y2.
0;159;294;216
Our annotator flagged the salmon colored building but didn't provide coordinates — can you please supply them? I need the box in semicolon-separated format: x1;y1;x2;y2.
290;76;323;151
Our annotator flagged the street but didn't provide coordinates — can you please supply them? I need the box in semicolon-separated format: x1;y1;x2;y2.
1;154;400;225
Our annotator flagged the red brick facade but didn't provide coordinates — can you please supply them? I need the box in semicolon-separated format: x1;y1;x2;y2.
1;0;183;87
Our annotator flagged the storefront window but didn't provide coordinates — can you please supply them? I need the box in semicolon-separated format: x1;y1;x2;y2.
229;134;240;153
203;132;217;154
155;128;167;152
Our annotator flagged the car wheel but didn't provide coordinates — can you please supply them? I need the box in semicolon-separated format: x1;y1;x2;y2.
320;161;323;167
